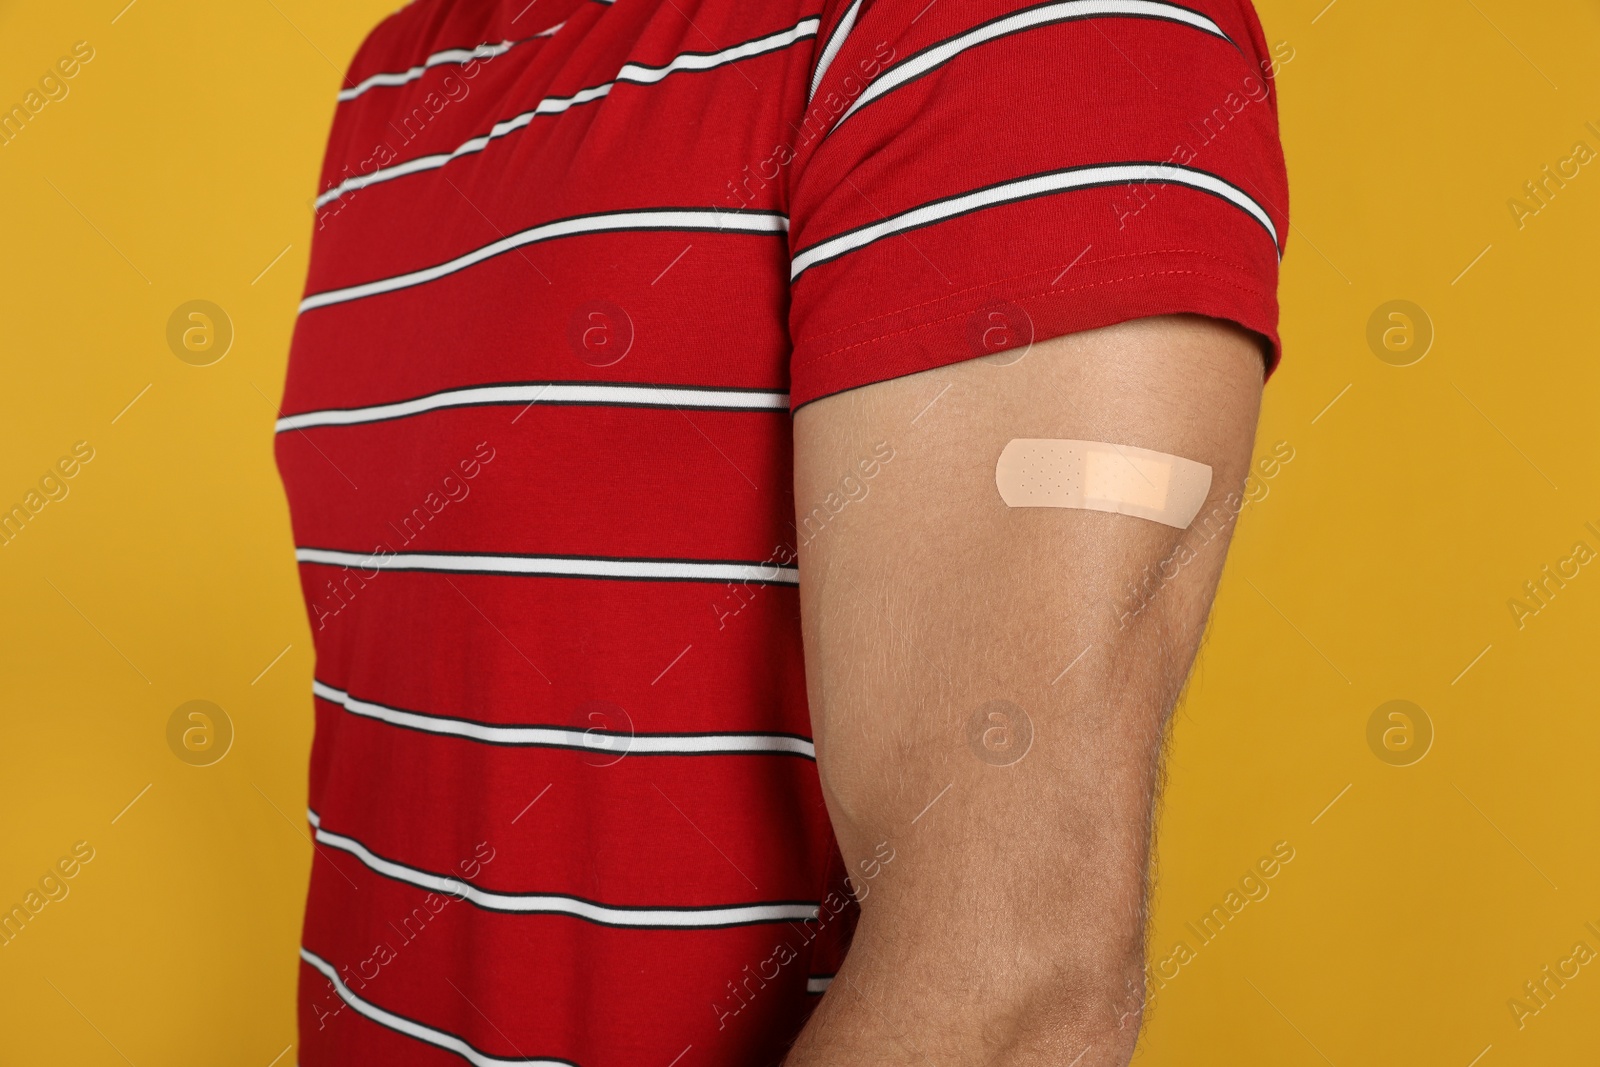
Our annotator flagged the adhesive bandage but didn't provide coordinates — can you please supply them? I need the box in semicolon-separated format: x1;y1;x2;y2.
995;439;1212;529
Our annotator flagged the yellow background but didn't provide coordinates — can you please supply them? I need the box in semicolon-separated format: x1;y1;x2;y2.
1;0;1596;1063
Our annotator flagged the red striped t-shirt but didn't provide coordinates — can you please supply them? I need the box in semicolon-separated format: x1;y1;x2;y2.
276;0;1287;1063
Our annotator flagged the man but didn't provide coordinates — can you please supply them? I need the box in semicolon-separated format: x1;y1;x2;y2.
275;0;1287;1063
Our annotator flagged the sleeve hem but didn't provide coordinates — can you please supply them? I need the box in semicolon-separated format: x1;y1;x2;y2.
789;248;1281;411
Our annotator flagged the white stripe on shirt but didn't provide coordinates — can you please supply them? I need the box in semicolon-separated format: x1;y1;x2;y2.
275;381;788;433
299;208;786;313
791;162;1278;280
308;816;822;927
338;37;540;102
300;946;576;1066
831;0;1233;134
294;546;801;585
317;18;819;208
313;679;817;758
808;0;865;101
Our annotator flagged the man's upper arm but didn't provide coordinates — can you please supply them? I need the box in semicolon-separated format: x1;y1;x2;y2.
788;315;1263;1064
780;2;1287;1056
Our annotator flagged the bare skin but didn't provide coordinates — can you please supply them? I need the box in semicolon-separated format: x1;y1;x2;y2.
787;315;1265;1066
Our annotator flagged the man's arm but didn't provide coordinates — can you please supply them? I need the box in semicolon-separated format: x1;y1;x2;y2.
787;315;1265;1066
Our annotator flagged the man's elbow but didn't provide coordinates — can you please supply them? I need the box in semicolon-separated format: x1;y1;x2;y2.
997;955;1148;1066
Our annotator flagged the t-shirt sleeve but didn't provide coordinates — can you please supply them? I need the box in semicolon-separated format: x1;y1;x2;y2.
784;0;1290;410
